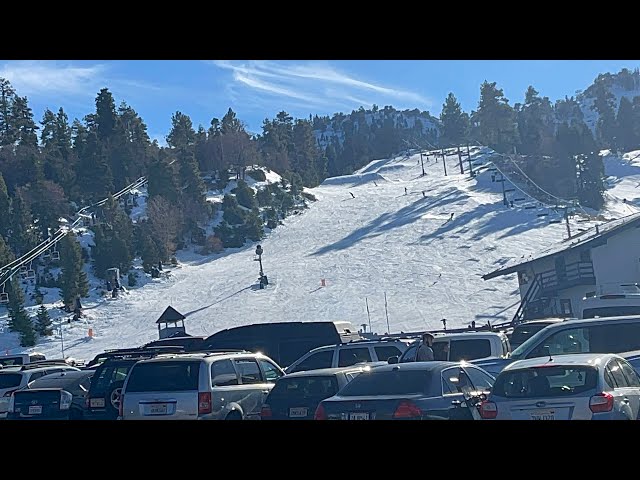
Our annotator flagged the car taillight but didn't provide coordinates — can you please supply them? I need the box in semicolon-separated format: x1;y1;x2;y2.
393;400;422;419
118;394;124;418
589;392;614;413
314;403;327;420
198;392;212;415
479;400;498;419
260;404;272;420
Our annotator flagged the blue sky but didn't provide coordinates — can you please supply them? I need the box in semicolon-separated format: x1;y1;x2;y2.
0;60;638;145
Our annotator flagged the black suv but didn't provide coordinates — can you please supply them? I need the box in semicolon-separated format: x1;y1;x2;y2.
85;352;164;419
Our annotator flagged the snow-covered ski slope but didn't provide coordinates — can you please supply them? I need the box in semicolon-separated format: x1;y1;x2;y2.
3;147;639;361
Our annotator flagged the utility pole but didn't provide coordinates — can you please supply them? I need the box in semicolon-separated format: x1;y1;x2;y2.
457;146;464;175
384;292;391;334
467;143;473;177
442;150;448;176
564;208;572;238
365;297;372;332
60;322;65;359
419;152;426;176
499;174;507;206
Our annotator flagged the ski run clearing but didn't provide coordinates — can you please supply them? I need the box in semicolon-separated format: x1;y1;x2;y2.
2;147;640;362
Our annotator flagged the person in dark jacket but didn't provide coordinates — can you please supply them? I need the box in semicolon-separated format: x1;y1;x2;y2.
416;333;435;361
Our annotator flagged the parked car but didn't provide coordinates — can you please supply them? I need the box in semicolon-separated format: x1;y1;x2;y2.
121;351;285;420
0;352;46;367
261;365;372;420
285;339;411;374
200;321;362;368
7;370;94;420
474;315;640;377
508;319;564;350
85;351;166;419
396;332;510;364
315;361;494;420
0;362;80;418
479;353;640;420
85;345;187;369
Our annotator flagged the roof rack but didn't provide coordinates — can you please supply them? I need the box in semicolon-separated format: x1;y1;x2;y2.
19;361;71;370
186;348;251;355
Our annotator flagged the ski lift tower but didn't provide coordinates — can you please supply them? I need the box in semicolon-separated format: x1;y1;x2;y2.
255;244;268;289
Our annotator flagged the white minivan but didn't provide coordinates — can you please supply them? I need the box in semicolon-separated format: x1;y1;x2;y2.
120;351;285;420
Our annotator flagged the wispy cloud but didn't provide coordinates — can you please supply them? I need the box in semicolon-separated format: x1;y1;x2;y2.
0;61;107;97
211;60;432;112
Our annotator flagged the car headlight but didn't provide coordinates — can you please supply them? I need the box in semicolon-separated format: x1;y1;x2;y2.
60;391;73;410
8;395;14;413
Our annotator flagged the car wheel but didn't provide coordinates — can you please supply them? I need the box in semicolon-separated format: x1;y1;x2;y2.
106;382;124;419
226;411;242;420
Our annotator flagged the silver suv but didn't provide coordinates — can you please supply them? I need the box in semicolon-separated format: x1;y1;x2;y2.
285;339;411;374
120;351;285;420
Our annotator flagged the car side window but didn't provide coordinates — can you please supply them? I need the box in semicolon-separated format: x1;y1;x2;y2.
617;359;640;387
608;359;628;388
464;367;494;390
234;359;263;385
289;350;334;373
211;359;238;386
374;346;402;362
258;359;283;383
338;347;372;367
29;372;45;382
604;366;617;389
401;343;418;362
442;368;463;395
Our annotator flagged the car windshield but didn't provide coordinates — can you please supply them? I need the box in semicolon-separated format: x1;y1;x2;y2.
510;327;554;360
510;324;548;346
0;373;23;389
492;365;598;398
338;369;429;396
0;357;23;367
125;361;201;392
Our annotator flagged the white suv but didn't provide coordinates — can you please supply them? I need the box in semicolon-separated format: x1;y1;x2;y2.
0;363;80;417
285;339;412;374
121;351;285;420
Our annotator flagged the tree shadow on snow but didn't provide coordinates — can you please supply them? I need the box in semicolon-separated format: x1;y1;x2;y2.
310;189;467;256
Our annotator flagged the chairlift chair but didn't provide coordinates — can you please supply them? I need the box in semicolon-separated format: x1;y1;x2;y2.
43;249;51;260
51;246;60;261
19;265;28;280
0;284;8;304
26;263;36;281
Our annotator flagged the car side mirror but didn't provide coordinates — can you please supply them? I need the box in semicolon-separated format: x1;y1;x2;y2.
542;346;551;357
388;356;399;364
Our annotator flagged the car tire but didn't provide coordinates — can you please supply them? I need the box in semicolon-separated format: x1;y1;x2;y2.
106;382;125;419
225;411;242;420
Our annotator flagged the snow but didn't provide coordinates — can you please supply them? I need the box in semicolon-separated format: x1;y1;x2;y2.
1;148;637;363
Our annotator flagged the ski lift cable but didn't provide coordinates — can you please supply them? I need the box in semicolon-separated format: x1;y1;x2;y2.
498;153;589;215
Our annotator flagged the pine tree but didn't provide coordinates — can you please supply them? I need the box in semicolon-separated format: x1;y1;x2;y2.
147;152;180;205
471;81;519;153
41;108;76;195
616;96;638;151
0;234;14;266
167;111;195;149
592;81;617;149
11;95;39;148
7;278;36;347
516;86;556;155
233;180;257;209
0;77;16;146
91;196;134;277
292;119;325;186
19;180;69;238
440;93;469;146
0;173;10;239
59;232;88;310
178;147;207;226
35;303;53;336
94;88;117;142
9;192;39;256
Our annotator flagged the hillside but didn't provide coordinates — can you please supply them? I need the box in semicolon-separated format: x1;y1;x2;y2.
4;145;637;361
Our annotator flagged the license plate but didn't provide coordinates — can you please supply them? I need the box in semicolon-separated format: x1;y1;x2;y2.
288;407;308;418
148;403;168;415
90;398;105;408
28;405;42;415
531;410;555;420
349;412;370;420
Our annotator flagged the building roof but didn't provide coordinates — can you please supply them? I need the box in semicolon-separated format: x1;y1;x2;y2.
483;212;640;280
156;306;186;324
